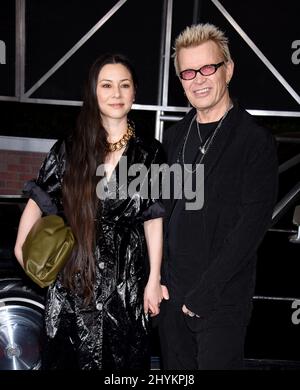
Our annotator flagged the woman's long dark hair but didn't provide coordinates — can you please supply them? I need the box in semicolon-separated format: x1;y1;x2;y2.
62;53;138;305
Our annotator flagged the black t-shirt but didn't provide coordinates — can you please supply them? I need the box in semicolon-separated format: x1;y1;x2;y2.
180;119;219;164
168;120;220;302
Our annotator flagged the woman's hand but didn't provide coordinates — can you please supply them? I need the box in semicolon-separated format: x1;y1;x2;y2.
143;217;169;316
144;280;169;317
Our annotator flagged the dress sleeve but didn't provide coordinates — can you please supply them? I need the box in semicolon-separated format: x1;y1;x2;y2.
141;141;166;221
23;140;66;215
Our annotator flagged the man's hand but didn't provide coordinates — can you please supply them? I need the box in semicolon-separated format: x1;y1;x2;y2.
182;304;200;318
161;285;169;300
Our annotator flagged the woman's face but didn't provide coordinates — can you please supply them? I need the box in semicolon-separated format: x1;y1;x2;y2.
96;63;135;122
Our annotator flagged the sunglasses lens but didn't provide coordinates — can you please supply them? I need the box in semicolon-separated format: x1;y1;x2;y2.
180;70;196;80
200;65;216;76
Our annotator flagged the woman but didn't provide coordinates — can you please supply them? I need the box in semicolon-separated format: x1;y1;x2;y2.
14;53;168;369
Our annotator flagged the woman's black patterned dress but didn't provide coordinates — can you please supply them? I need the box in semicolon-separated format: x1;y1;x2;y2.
24;133;165;369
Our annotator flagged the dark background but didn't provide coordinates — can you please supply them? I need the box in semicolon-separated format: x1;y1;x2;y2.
0;0;299;140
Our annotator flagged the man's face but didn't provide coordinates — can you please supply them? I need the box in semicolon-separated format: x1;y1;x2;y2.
178;41;234;118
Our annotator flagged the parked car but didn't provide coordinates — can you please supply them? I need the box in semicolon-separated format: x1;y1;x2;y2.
244;134;300;368
0;196;45;370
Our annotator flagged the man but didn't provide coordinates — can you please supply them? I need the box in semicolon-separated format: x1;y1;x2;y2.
158;23;278;369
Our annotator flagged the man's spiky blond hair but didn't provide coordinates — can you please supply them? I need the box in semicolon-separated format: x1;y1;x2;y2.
173;23;232;75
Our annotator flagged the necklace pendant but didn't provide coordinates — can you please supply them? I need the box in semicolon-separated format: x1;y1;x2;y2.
200;146;206;154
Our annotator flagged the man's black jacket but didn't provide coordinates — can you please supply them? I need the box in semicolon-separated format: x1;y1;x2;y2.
162;101;278;324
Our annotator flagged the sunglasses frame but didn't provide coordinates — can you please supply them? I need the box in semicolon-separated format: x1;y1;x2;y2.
179;61;225;80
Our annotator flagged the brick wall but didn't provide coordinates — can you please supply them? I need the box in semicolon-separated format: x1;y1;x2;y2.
0;150;46;195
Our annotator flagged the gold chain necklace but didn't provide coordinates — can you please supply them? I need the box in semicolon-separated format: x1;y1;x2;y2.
106;122;135;152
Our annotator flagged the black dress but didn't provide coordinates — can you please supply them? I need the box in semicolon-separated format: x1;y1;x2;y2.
24;133;165;370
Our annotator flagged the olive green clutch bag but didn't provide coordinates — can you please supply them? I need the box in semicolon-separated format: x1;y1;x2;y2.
22;215;75;288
